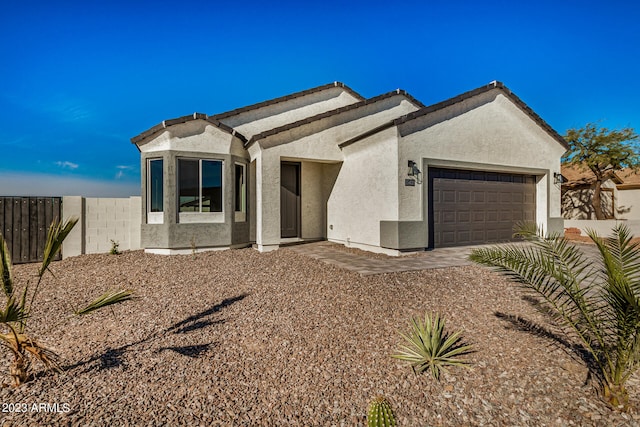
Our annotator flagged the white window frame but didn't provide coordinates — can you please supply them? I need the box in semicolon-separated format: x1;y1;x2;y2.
147;158;164;224
177;158;224;223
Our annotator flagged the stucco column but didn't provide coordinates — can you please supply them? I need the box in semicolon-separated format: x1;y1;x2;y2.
255;152;281;251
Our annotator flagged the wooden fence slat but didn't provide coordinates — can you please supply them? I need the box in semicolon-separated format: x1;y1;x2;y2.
20;199;29;263
4;199;14;262
11;199;19;261
37;198;46;262
29;199;38;262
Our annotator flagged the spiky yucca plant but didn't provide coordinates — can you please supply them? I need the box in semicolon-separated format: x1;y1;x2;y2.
0;217;134;386
367;395;396;427
392;312;473;380
469;223;640;410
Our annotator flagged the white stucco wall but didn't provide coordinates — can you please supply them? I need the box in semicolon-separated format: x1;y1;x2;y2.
327;127;399;249
398;89;566;230
616;188;640;219
301;161;325;239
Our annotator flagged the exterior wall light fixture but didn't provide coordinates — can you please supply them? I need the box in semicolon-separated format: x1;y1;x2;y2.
553;172;564;185
408;160;423;184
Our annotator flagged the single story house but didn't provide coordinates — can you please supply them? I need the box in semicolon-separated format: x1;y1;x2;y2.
562;164;640;220
131;81;567;255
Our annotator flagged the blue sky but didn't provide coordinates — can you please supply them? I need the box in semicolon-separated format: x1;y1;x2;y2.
1;0;639;196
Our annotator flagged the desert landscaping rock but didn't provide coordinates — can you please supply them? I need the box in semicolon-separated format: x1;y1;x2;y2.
0;248;638;425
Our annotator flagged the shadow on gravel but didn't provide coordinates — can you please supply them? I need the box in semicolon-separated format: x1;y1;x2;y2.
495;311;597;383
158;343;215;358
167;294;247;334
65;294;248;373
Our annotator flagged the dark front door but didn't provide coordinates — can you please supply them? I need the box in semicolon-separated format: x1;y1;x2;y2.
429;168;536;248
281;162;300;238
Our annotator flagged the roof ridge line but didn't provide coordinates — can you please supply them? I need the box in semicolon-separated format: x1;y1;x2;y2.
212;82;365;121
246;89;424;146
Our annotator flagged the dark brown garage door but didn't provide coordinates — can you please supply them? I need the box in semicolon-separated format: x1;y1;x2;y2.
429;168;536;248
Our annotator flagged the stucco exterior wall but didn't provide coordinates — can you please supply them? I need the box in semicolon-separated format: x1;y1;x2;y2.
301;161;325;239
247;94;419;251
562;180;616;220
398;89;566;234
327;127;399;250
617;188;640;220
138;121;250;252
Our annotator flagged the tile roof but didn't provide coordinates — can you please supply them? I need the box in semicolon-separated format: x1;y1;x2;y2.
246;89;425;147
211;82;364;120
131;82;362;146
130;113;248;146
339;81;569;150
560;163;629;187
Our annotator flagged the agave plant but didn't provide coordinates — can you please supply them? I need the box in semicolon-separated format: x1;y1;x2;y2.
0;217;134;386
469;223;640;410
392;312;473;380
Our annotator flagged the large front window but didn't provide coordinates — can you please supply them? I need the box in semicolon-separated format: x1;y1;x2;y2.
178;159;223;213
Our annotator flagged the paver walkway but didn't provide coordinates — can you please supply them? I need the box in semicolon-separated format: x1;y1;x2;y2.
287;241;478;275
289;240;602;276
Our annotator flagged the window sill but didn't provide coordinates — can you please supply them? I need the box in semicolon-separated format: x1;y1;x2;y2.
179;212;225;223
148;212;164;224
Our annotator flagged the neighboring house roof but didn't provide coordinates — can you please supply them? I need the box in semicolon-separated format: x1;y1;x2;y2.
246;89;425;148
339;81;569;150
561;163;625;188
616;168;640;189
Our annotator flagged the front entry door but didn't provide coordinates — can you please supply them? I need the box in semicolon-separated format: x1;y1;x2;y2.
281;162;300;238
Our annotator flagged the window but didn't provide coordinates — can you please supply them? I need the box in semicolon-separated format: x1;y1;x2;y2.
235;163;246;222
178;159;223;215
147;158;163;224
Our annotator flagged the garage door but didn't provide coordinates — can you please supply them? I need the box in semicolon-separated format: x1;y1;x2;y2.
429;168;536;248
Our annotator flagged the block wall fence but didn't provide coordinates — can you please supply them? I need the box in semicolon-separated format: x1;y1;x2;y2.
62;196;141;259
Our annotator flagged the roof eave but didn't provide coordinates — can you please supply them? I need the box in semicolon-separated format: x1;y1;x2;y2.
130;112;248;146
212;81;365;121
339;81;569;150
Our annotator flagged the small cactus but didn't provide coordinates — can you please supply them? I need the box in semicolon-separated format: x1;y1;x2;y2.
367;395;396;427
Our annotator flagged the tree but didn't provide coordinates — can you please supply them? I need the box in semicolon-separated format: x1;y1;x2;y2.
563;123;640;220
470;223;640;410
0;217;134;386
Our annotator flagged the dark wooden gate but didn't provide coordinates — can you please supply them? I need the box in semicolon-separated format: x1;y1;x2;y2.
0;197;62;264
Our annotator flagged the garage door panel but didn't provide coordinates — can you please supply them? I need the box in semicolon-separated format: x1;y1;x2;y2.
458;191;471;203
442;211;456;223
430;168;536;248
443;190;456;203
472;211;485;222
486;191;499;203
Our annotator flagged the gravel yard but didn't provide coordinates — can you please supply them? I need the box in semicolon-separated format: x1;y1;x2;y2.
1;247;639;426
